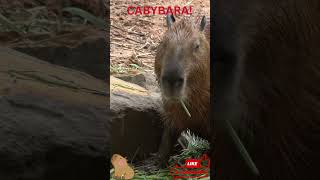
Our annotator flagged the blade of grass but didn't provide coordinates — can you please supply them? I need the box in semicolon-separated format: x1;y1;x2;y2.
180;100;191;117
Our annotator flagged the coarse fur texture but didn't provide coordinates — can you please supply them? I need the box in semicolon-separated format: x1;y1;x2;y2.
154;15;210;166
213;0;320;179
155;16;210;137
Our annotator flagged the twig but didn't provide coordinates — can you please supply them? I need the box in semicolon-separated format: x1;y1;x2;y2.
111;41;131;49
138;18;154;24
111;24;145;36
137;42;150;50
185;0;194;6
130;146;141;164
117;32;145;44
143;64;154;69
137;52;153;57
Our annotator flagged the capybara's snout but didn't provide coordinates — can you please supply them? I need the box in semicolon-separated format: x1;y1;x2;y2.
160;68;185;100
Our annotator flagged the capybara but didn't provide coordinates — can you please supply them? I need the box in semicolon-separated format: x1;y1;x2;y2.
213;0;320;179
111;154;134;179
154;14;210;166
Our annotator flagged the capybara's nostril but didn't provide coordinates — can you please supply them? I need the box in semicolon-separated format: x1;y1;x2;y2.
175;77;184;88
162;75;184;89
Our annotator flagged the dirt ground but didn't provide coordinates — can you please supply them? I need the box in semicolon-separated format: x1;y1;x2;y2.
110;0;210;76
0;0;210;77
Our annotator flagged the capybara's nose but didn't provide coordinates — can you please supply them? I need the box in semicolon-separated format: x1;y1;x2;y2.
162;74;184;89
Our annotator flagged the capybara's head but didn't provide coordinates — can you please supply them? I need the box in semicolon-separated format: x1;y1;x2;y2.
155;15;210;103
111;154;127;168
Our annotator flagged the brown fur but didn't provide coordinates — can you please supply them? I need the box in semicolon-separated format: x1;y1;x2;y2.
213;0;320;179
155;17;210;139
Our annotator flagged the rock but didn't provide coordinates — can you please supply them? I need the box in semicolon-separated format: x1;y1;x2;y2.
11;28;107;80
116;73;146;88
110;76;164;162
143;72;161;93
115;72;160;93
0;48;109;180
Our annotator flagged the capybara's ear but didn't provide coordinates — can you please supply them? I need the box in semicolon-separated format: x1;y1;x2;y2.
166;14;175;29
200;16;206;31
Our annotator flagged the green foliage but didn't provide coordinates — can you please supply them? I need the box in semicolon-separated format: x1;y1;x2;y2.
62;7;106;29
110;130;210;179
110;65;129;74
110;64;142;74
169;130;210;166
0;13;25;35
129;64;141;70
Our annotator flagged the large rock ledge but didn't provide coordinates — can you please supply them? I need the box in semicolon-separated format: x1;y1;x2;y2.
0;48;109;180
0;48;164;179
11;28;107;80
110;76;164;162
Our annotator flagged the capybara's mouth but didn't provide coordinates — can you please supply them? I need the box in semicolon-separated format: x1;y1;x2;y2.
163;96;181;102
161;89;186;103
